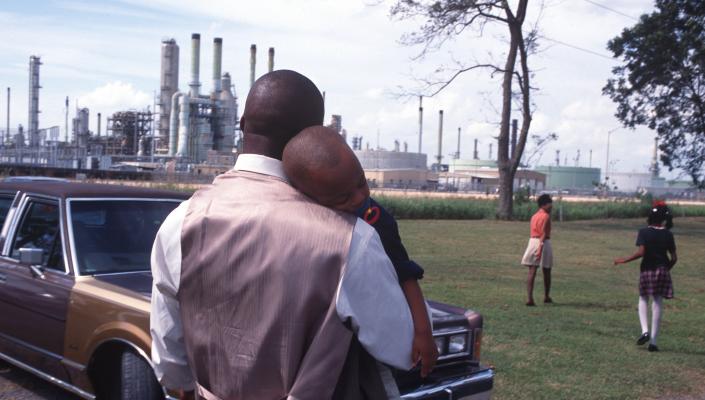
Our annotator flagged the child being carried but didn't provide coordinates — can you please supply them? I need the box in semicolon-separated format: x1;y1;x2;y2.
282;125;438;377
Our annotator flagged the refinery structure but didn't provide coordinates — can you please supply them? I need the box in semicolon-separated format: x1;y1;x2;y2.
0;33;268;174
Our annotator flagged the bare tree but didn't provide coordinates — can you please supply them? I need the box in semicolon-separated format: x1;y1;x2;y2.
390;0;538;219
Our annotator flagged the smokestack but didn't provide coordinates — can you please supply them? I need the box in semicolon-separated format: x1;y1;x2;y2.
418;96;423;154
5;88;9;145
268;47;275;73
64;96;69;142
473;138;479;160
28;56;41;147
212;38;223;94
556;150;560;166
489;143;493;160
651;136;660;178
97;112;101;136
189;33;201;97
511;118;518;158
456;127;461;159
250;44;257;88
436;110;443;166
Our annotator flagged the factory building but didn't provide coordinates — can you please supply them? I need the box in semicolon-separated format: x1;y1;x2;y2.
443;158;546;193
353;149;436;189
533;166;601;191
608;172;664;193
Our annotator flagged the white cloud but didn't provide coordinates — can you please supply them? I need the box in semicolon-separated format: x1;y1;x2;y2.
78;81;151;111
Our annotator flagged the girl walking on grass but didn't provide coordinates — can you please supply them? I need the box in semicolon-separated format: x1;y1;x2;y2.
614;202;677;352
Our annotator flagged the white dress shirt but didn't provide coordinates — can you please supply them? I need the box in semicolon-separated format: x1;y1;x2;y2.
150;154;414;392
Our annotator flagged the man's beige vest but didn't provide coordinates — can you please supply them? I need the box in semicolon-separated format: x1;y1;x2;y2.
179;170;357;400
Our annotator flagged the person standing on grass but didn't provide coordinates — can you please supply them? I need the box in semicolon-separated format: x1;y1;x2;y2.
521;194;554;306
614;202;677;352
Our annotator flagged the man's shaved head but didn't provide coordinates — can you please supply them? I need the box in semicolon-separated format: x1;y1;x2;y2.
283;126;369;213
241;70;324;159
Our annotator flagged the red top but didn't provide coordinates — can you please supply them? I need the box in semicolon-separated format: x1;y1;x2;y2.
530;208;551;239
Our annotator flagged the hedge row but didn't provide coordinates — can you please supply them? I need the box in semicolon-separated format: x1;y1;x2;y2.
374;196;705;221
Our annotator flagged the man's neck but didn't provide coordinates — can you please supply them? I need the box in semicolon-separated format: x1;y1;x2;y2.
242;133;283;160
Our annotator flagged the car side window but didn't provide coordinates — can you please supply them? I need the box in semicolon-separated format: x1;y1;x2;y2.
11;200;63;271
0;195;14;228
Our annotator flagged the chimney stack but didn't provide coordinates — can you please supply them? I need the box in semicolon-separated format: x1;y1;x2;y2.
436;110;443;166
97;112;101;136
556;150;560;166
268;47;275;72
250;44;257;88
489;143;493;160
5;87;9;145
473;138;479;160
212;38;223;94
455;127;461;159
189;33;201;97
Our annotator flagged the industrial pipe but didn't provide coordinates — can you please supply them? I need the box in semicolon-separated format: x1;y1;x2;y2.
189;33;201;97
169;92;183;156
250;44;256;88
177;94;191;157
212;38;222;94
268;47;274;72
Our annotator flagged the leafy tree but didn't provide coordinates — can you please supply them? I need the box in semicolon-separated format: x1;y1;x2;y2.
604;0;705;187
390;0;537;219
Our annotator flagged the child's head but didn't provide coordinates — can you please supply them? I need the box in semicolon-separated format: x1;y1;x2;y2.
537;193;553;212
282;125;369;213
648;201;674;229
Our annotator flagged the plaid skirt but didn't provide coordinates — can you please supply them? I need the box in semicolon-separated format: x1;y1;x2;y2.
639;266;674;299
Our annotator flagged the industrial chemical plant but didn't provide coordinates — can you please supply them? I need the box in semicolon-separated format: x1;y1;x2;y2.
0;33;278;175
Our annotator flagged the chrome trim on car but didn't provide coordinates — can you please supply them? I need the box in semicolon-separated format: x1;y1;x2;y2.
66;197;184;277
0;350;96;400
60;357;87;372
0;190;20;246
401;368;495;399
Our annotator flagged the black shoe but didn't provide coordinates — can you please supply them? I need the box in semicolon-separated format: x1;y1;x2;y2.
648;344;659;352
636;333;650;345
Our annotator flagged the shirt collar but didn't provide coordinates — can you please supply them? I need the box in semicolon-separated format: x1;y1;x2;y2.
233;154;288;182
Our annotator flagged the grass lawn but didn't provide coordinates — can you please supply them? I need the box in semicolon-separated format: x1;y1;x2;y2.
399;217;705;400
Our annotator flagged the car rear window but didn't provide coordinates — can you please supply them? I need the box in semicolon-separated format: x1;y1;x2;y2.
69;199;181;275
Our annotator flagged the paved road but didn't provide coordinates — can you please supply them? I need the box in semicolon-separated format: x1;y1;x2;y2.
0;360;78;400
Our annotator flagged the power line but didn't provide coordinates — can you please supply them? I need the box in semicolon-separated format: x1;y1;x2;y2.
537;34;615;61
582;0;639;21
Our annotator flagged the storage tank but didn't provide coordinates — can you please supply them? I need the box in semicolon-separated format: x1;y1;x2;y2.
533;166;601;190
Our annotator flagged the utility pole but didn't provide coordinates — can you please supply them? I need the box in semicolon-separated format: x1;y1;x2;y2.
418;96;423;154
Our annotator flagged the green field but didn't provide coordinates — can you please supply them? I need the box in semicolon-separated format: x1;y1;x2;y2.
400;217;705;400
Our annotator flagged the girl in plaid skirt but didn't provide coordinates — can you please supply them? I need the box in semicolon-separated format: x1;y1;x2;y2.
614;202;677;352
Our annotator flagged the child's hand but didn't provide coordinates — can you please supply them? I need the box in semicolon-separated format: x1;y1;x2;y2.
412;330;438;378
614;258;624;265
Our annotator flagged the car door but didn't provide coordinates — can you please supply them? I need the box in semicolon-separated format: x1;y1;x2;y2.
0;195;73;380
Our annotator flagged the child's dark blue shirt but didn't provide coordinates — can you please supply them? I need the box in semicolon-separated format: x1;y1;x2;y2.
356;197;424;282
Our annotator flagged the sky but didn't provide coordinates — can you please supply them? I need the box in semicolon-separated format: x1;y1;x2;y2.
0;0;680;179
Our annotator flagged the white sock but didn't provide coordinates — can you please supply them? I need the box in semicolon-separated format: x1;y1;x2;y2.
638;296;649;334
651;296;663;345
